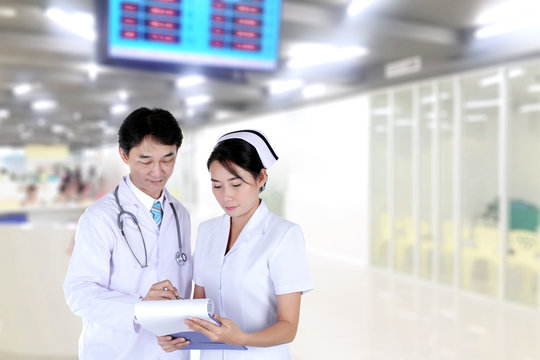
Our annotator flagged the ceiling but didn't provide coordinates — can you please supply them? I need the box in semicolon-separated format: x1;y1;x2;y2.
1;0;540;149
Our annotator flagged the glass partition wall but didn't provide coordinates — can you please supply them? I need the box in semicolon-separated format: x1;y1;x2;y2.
369;60;540;307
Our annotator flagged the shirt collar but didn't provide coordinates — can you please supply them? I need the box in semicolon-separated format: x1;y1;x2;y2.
238;199;269;236
125;175;165;212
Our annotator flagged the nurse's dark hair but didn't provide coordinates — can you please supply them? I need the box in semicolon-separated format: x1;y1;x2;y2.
118;107;183;155
207;139;267;192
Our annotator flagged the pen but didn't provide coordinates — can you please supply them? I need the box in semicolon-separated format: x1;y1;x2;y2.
164;287;183;300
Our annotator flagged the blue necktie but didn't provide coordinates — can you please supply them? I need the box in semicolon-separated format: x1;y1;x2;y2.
150;201;162;229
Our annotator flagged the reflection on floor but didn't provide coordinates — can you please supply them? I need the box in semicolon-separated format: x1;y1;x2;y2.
3;250;540;360
292;250;540;360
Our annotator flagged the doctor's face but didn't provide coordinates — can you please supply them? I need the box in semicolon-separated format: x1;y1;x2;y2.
119;136;178;199
209;160;266;223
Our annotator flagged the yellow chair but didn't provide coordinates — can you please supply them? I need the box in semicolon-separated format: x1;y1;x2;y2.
394;216;416;273
371;213;390;267
506;230;540;305
419;220;434;278
461;224;499;295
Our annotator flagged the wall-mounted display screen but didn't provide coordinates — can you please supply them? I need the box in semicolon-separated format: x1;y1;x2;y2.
97;0;282;72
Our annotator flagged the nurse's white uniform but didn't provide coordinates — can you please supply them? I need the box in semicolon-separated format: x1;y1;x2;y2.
63;176;192;360
193;201;313;360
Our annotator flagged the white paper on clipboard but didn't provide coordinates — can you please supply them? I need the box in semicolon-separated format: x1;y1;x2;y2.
134;298;219;336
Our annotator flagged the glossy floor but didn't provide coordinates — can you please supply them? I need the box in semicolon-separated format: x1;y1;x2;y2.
291;251;540;360
3;250;540;360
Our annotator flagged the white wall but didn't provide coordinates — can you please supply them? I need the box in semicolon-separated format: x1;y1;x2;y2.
187;94;370;266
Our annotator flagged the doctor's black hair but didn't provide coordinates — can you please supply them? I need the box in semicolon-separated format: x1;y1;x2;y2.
118;107;183;155
207;138;267;192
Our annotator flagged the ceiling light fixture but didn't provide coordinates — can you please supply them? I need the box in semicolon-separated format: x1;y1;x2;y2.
31;100;58;111
0;108;10;120
45;8;96;41
51;124;66;134
474;1;540;38
0;7;17;18
12;83;34;96
508;68;524;78
347;0;374;17
287;44;367;68
267;79;304;95
479;75;501;87
110;103;129;115
176;75;206;88
476;1;540;25
474;17;537;38
118;90;129;101
87;63;99;81
186;95;212;107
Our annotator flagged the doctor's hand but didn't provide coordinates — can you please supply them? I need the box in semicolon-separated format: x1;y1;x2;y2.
143;280;179;300
157;335;190;352
186;314;247;346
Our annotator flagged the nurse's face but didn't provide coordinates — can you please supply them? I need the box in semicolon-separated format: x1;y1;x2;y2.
209;160;266;223
119;136;178;199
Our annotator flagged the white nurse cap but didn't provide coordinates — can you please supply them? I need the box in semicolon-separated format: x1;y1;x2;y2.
216;130;278;169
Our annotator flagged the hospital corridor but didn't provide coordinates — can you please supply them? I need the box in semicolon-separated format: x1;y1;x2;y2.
2;0;540;359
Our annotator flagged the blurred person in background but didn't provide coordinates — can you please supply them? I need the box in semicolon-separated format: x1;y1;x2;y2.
158;130;313;359
63;107;193;360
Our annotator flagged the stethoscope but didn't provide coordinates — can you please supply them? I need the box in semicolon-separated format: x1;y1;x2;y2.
114;185;187;268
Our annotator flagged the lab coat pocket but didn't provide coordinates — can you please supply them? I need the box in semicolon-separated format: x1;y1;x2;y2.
84;323;128;354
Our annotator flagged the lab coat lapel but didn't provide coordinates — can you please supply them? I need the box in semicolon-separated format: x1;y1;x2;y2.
160;189;176;238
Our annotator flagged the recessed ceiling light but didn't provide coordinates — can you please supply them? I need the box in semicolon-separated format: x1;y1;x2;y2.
508;68;524;78
267;79;304;95
287;44;367;68
45;8;96;41
12;83;34;96
110;103;129;115
51;124;66;134
176;75;206;88
186;95;212;107
0;108;10;120
31;100;58;111
347;0;374;17
0;7;17;18
118;90;129;101
87;64;99;81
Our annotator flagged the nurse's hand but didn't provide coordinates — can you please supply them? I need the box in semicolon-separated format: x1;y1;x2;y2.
143;280;179;300
157;335;190;352
186;314;247;346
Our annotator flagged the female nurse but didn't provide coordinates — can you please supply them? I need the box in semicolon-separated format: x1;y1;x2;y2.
158;130;314;359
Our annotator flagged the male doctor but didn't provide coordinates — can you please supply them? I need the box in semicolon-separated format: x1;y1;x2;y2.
64;107;192;359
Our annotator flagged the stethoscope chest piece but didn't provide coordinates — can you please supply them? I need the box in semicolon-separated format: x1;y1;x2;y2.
176;250;187;266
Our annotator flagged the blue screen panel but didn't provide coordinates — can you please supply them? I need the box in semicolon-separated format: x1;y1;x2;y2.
103;0;282;72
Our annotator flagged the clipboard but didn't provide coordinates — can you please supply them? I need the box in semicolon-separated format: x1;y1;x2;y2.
134;299;247;351
171;331;247;350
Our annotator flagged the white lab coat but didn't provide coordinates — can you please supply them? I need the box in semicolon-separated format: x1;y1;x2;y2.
64;176;192;360
193;201;313;360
